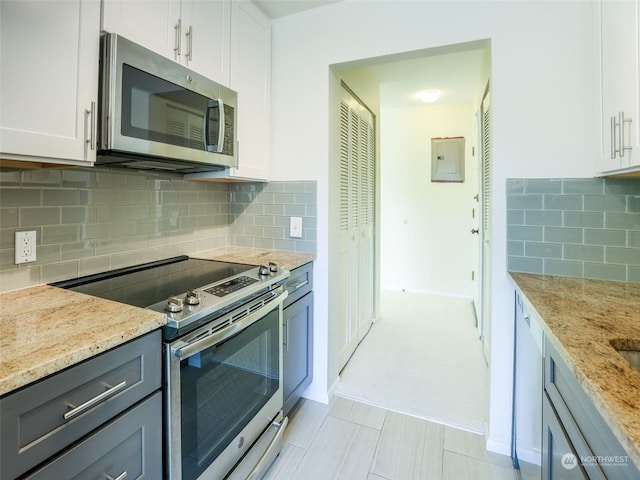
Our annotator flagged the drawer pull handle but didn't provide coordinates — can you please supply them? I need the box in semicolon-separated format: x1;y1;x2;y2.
293;280;309;290
105;472;127;480
64;381;127;420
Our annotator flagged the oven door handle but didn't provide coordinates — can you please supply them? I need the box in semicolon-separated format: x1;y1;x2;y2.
172;290;288;360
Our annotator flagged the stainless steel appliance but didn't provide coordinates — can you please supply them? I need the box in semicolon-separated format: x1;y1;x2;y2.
53;256;290;480
97;33;237;173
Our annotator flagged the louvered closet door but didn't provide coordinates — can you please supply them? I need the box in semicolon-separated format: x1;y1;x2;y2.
357;114;375;342
338;97;359;369
480;90;492;364
338;86;376;371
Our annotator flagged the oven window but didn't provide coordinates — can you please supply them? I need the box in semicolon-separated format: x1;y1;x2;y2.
179;307;280;480
121;64;220;151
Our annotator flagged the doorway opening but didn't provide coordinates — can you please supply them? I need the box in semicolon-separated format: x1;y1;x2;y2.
330;39;492;430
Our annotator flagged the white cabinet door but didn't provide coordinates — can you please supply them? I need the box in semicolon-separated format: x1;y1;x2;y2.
228;0;271;181
595;0;640;174
0;0;100;165
102;0;230;85
101;0;178;61
182;0;231;85
187;0;271;182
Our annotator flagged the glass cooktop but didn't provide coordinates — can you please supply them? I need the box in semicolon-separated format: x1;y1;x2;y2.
51;256;254;308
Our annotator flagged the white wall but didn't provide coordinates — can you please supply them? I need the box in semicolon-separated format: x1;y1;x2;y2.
380;102;476;297
269;0;594;454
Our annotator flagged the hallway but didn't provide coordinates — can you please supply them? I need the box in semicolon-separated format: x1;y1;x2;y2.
335;290;489;433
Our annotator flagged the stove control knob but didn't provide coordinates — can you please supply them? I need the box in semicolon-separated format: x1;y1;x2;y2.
269;262;279;273
166;296;184;313
184;290;201;305
258;264;270;276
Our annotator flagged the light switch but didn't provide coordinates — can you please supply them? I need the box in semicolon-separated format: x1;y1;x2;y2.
290;217;303;238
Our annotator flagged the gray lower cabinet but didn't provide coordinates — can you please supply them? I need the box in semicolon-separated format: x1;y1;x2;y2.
0;330;162;479
542;391;589;479
543;337;639;480
24;392;162;479
283;262;313;415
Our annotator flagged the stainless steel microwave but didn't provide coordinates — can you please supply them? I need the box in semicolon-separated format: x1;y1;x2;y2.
97;33;237;173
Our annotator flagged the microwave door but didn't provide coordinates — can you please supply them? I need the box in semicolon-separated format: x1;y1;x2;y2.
204;99;224;154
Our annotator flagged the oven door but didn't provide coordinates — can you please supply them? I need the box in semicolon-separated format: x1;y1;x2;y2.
165;292;288;480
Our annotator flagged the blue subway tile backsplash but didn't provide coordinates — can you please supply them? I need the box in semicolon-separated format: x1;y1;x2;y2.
0;167;316;292
507;178;640;283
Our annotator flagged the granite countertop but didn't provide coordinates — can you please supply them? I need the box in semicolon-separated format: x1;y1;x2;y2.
190;246;315;271
509;272;640;468
0;285;166;397
0;246;312;397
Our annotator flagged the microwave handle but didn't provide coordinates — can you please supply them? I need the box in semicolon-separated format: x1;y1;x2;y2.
204;98;225;154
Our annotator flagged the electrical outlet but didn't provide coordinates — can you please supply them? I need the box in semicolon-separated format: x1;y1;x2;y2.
15;231;36;264
290;217;303;238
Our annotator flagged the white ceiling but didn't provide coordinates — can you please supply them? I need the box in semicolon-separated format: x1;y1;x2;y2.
252;0;341;19
368;48;487;108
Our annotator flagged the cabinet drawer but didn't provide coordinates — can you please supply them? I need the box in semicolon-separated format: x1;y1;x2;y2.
0;330;161;480
284;262;313;307
24;391;162;479
544;338;639;479
542;392;589;479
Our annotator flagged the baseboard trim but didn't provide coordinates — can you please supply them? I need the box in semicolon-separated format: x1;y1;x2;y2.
382;287;474;302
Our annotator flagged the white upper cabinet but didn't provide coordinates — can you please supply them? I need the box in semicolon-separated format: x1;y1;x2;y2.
228;0;271;181
182;0;231;86
186;0;271;182
0;0;100;166
595;0;640;175
101;0;231;85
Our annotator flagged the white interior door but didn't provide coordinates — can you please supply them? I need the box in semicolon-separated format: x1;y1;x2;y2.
357;114;375;341
338;97;358;369
480;88;492;365
471;111;482;333
338;85;376;371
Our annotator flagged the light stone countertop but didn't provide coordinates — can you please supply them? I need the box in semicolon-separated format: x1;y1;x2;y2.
190;246;316;271
509;272;640;469
0;247;312;397
0;285;166;397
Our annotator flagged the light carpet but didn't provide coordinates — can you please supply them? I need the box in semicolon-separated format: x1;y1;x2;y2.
334;290;489;433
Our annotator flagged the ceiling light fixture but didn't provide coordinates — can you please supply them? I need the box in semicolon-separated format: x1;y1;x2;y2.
416;89;441;103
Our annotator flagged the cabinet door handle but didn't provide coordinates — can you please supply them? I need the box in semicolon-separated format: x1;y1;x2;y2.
619;111;626;158
64;381;127;420
283;319;288;351
105;472;127;480
86;101;96;150
174;18;182;57
620;111;633;158
611;115;617;159
293;280;309;290
185;25;193;61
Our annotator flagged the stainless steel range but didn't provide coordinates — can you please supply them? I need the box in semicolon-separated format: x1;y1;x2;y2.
53;256;290;480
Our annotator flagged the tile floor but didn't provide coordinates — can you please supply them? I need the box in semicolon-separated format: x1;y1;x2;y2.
265;396;518;480
265;292;533;480
264;291;526;479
